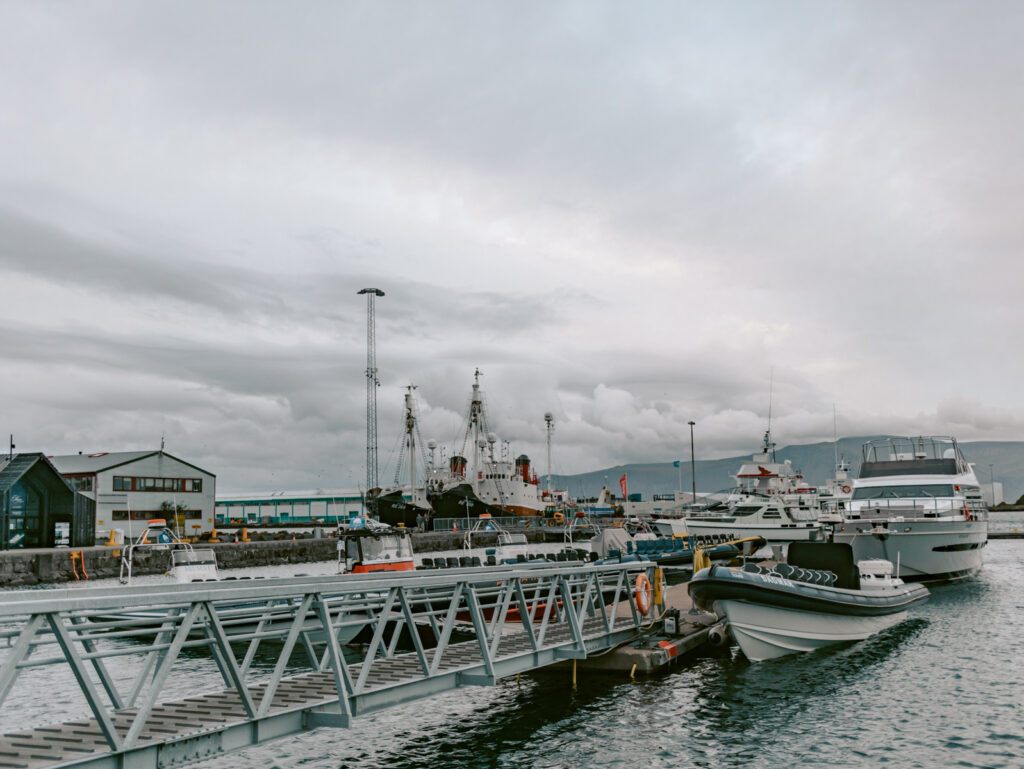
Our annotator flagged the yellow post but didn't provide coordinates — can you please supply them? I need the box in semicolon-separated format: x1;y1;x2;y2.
572;658;577;688
104;530;117;546
241;527;250;542
653;567;664;611
209;528;220;543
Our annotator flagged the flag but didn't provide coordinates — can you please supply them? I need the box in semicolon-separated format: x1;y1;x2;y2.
673;460;681;468
619;474;628;498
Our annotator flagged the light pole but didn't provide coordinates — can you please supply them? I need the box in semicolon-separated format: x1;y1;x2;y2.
688;421;697;506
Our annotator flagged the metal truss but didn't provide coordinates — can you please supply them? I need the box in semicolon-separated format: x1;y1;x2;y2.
0;561;657;769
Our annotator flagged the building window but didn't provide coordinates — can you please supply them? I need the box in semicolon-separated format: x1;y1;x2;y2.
111;476;204;492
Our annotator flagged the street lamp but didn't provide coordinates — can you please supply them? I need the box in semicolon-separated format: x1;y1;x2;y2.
688;421;697;506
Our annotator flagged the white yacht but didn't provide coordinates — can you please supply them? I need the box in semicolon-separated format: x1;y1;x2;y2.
682;431;825;543
825;436;988;582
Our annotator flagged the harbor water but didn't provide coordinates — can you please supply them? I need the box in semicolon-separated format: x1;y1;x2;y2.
2;528;1023;768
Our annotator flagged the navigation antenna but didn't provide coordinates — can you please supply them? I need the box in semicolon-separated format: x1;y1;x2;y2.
358;288;385;490
765;367;776;462
545;412;554;495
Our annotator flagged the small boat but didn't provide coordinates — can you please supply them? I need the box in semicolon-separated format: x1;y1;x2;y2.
116;518;219;584
682;430;825;544
688;542;929;661
336;516;416;574
589;526;765;568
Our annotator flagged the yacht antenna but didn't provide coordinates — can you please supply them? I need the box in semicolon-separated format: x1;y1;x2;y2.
766;367;776;462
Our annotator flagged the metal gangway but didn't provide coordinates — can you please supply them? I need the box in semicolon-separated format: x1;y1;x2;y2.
0;561;657;769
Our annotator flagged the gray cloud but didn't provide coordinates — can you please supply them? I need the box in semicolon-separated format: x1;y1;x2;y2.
2;2;1022;492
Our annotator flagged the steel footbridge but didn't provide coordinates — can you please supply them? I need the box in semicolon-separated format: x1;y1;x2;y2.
0;561;657;768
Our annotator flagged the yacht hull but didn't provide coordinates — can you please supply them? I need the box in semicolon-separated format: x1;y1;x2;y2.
720;599;908;661
830;519;987;582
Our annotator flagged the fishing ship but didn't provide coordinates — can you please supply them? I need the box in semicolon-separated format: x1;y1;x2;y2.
367;387;433;527
427;370;545;518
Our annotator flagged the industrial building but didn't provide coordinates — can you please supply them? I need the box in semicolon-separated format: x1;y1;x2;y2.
49;450;216;539
216;489;366;525
0;453;95;550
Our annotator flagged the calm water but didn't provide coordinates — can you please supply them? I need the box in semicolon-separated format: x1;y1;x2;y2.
3;531;1023;768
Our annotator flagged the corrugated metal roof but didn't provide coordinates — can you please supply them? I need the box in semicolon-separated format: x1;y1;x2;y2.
48;451;158;474
0;453;70;494
217;488;363;503
48;450;215;477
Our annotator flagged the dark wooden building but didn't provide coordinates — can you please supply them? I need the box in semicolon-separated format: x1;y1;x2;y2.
0;453;95;550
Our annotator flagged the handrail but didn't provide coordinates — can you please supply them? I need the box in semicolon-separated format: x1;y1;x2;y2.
0;560;657;763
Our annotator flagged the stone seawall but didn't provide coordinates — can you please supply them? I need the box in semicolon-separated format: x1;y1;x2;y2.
0;529;555;587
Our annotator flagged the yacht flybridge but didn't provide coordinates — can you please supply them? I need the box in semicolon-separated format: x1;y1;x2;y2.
824;436;988;582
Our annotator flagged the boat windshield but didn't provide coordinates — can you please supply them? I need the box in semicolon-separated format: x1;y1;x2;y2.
852;484;955;500
359;535;413;560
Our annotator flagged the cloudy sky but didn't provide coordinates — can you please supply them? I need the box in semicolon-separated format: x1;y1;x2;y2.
2;2;1022;493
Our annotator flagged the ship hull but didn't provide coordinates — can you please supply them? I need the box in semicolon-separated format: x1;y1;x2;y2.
428;483;503;519
369;490;430;528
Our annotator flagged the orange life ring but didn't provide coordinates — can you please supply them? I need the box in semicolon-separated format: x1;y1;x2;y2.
634;573;652;615
841;485;851;494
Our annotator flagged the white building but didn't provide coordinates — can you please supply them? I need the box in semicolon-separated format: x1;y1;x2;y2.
49;450;216;539
216;489;366;525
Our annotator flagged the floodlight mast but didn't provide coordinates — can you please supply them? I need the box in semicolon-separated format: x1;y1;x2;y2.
358;288;385;491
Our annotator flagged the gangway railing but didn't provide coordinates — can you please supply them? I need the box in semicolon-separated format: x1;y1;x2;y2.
0;561;656;769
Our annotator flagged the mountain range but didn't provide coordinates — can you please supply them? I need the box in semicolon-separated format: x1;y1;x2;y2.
550;436;1024;503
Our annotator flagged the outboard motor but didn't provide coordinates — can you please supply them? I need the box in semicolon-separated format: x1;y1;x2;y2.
707;621;730;647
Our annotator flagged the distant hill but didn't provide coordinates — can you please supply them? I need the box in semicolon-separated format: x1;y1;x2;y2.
552;437;1024;502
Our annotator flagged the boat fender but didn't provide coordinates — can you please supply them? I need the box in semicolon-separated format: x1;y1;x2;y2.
634;573;653;615
707;621;730;647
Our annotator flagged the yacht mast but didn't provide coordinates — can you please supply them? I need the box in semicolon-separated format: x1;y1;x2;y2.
545;412;554;495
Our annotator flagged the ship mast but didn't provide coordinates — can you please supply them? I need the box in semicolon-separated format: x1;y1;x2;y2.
358;288;385;491
470;368;483;493
405;385;417;507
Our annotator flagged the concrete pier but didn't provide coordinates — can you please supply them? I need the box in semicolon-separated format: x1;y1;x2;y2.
0;529;557;587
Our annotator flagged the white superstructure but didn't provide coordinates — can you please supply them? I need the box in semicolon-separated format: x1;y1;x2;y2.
682;431;825;543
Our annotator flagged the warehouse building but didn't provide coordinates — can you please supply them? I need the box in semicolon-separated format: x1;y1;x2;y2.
216;489;365;525
49;450;216;539
0;453;95;550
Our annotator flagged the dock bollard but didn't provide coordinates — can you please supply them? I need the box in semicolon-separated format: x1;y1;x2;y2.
241;527;250;542
209;528;220;543
104;530;117;547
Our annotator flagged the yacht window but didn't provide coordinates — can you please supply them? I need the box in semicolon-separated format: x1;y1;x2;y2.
731;505;763;517
762;510;781;519
852;484;955;500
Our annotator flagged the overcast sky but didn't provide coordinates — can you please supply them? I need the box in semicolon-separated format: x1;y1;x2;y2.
2;2;1022;493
